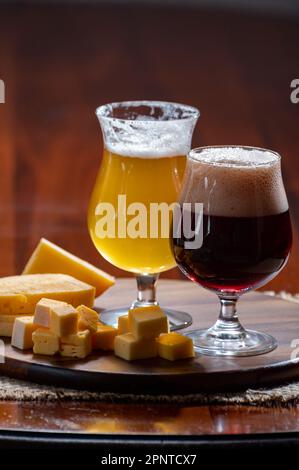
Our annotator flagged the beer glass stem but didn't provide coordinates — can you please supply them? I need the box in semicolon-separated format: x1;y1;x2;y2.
210;295;246;340
132;274;159;308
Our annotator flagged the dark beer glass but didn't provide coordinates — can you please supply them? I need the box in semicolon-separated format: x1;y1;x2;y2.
172;146;292;356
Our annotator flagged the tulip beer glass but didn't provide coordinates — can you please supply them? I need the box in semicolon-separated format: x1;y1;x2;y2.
172;146;292;355
88;101;199;328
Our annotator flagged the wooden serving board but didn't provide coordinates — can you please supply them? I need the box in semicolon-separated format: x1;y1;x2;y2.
1;279;299;394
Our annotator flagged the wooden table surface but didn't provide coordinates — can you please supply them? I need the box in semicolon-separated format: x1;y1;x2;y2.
0;3;299;443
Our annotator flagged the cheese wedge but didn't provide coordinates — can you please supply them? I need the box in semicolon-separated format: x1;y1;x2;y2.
33;298;68;327
11;316;39;350
0;274;95;314
0;294;28;315
0;314;28;337
157;333;195;361
128;305;168;340
91;324;118;350
22;238;115;297
114;333;158;361
77;305;99;333
60;330;91;358
32;328;59;355
117;315;129;334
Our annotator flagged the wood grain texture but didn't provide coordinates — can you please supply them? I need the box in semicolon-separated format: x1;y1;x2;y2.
1;400;299;437
2;279;299;394
0;4;298;291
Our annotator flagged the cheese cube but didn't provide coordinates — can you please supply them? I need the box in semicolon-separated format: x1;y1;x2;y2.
33;298;67;327
77;305;99;333
114;333;158;361
60;329;91;358
0;273;95;314
117;315;129;334
128;306;168;340
11;316;39;349
91;324;118;350
32;328;59;355
0;314;29;337
49;304;78;337
157;333;195;361
22;238;115;297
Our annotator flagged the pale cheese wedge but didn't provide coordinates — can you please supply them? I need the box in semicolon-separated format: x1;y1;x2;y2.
22;238;115;297
0;274;95;315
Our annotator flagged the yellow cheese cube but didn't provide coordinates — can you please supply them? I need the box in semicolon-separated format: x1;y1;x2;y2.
22;238;115;297
11;316;39;349
32;328;59;355
114;333;158;361
157;333;195;361
128;305;168;340
0;314;28;337
60;329;91;358
33;298;67;327
77;305;99;333
0;273;95;315
117;315;129;334
91;324;118;350
49;304;78;337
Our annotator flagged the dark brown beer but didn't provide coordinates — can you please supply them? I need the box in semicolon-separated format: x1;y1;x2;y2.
173;210;292;293
172;146;292;294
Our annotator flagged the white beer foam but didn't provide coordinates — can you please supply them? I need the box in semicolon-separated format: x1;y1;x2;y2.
96;101;199;158
184;147;289;217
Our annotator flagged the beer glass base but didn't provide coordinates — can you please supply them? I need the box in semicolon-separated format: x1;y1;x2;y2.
185;328;277;357
99;307;193;332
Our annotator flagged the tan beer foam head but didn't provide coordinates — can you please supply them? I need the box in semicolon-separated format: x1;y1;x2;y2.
184;147;289;217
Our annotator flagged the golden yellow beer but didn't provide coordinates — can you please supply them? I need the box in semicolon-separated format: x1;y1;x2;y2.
88;149;186;274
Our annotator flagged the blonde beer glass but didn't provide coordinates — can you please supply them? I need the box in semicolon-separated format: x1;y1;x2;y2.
88;101;199;328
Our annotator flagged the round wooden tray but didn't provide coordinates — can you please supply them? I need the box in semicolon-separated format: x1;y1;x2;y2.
1;279;299;394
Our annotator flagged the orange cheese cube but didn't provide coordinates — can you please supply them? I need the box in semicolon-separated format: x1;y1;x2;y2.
128;305;168;340
157;333;195;361
114;333;158;361
117;315;129;334
91;324;118;351
77;305;99;333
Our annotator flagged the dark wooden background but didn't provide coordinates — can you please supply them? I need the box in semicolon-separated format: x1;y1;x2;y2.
0;4;298;289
